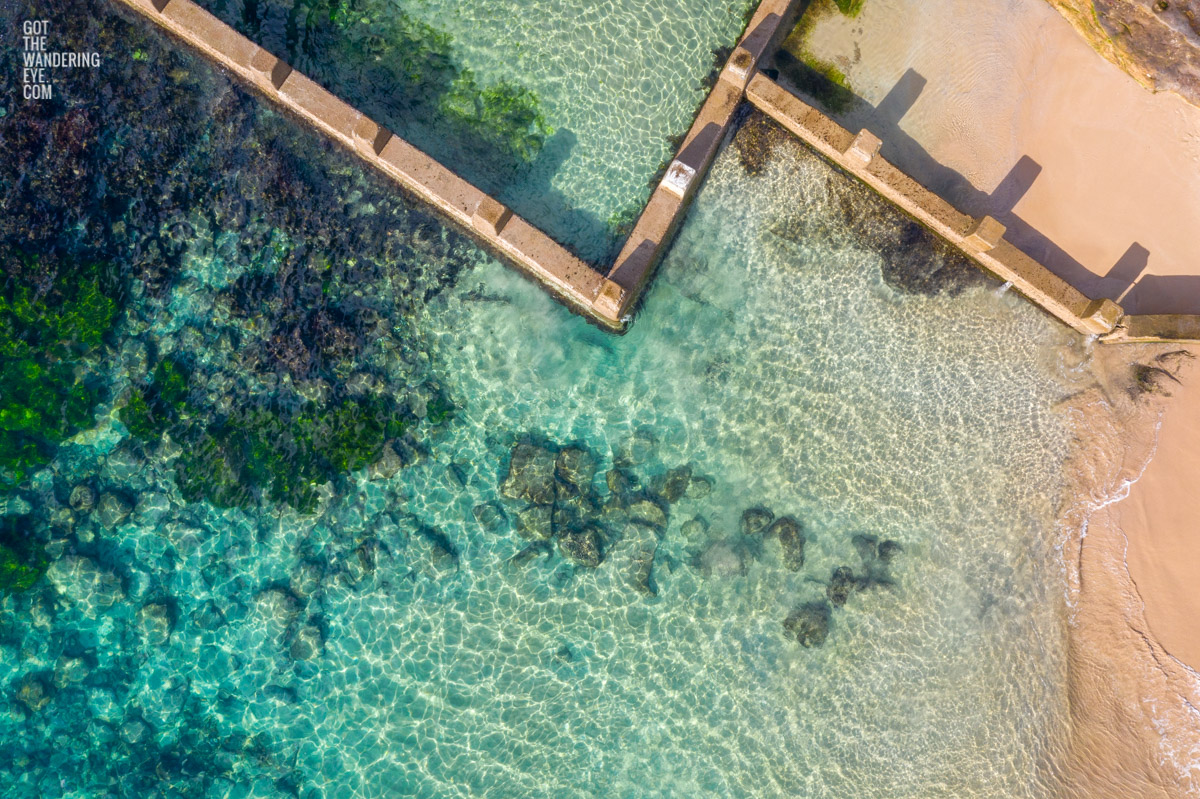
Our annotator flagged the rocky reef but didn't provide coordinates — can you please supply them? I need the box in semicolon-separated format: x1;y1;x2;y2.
0;0;477;792
491;431;702;596
490;431;904;648
1045;0;1200;106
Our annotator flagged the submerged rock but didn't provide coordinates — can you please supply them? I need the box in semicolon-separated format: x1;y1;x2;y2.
852;534;879;565
698;538;746;578
626;497;667;531
768;516;806;571
620;522;661;598
46;556;124;609
411;526;460;579
193;600;227;631
120;718;149;745
507;540;553;568
616;429;655;466
740;507;774;536
68;484;95;512
289;623;324;660
136;602;174;646
680;516;709;543
367;444;405;480
515;505;553;542
555;446;597;493
252;588;302;642
827;566;857;607
557;525;603;568
53;657;91;689
783;602;832;647
606;468;638;499
96;491;132;529
16;674;52;713
472;501;508;534
290;560;325;600
500;442;557;506
877;539;903;563
684;474;713;499
553;490;600;534
650;465;692;504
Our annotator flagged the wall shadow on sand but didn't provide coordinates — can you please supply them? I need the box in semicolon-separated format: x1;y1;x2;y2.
767;53;1192;315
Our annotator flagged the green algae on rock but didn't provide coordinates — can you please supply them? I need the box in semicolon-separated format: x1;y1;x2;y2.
0;516;47;595
0;253;122;492
120;356;193;443
173;393;426;513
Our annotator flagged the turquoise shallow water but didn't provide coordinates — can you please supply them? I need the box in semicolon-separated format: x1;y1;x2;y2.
0;3;1094;795
389;132;1082;797
195;0;751;262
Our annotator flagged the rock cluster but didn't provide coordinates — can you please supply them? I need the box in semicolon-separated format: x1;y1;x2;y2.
782;532;904;647
689;498;904;648
493;433;709;597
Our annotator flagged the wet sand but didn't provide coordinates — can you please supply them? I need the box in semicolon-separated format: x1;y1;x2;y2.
1060;344;1200;797
790;0;1200;314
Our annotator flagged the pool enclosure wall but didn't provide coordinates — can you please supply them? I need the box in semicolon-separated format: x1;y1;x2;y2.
111;0;1199;342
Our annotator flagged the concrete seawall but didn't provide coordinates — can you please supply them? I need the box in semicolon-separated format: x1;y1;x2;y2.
111;0;803;332
744;73;1200;344
114;0;610;325
110;0;1194;342
598;0;804;320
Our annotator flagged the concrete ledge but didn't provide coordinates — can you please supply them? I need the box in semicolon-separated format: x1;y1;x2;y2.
277;71;362;145
249;48;291;91
595;279;626;320
964;215;1006;254
721;47;756;90
844;129;881;169
376;135;481;224
126;0;169;11
473;197;513;236
353;116;392;157
159;0;257;66
1079;298;1124;336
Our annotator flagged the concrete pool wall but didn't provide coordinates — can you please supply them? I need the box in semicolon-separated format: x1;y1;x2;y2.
112;0;803;332
110;0;1196;342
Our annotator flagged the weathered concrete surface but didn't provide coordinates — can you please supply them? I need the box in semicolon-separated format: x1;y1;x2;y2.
1118;314;1200;342
1045;0;1200;106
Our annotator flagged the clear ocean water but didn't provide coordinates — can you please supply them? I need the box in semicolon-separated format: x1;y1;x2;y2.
1;2;1091;796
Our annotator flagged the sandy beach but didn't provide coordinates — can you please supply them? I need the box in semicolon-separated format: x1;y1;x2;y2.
788;0;1200;314
1059;344;1200;797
